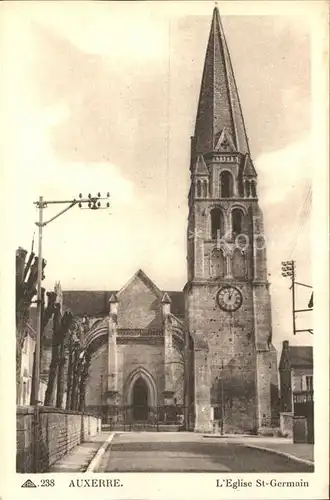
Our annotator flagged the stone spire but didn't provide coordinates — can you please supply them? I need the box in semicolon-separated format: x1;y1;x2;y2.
193;7;250;156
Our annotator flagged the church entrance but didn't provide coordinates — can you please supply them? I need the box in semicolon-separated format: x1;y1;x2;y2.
132;377;149;421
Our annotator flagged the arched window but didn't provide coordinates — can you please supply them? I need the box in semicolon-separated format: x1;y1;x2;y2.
203;180;208;198
220;171;233;198
232;248;246;279
211;248;225;278
245;180;251;198
210;208;224;240
251;181;257;198
238;178;244;197
196;180;202;198
232;208;244;235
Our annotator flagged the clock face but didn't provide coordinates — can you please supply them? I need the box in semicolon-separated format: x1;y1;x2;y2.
217;286;243;312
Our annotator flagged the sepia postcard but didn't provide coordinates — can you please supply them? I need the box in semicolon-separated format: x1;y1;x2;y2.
0;1;329;499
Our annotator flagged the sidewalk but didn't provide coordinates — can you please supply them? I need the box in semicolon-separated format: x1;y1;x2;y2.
48;433;109;472
243;441;314;463
203;434;314;463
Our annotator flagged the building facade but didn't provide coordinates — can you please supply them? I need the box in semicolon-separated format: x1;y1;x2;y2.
61;8;277;433
63;270;185;424
18;315;48;406
279;340;313;413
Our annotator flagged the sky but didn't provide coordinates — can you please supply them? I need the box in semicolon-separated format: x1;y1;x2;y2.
2;0;325;355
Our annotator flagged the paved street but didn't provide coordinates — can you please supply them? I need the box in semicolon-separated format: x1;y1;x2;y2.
98;432;314;473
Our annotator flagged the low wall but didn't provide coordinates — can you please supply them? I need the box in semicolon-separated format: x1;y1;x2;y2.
16;406;101;473
280;411;293;438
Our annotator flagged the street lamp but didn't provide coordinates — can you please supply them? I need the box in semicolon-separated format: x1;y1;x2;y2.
31;192;110;405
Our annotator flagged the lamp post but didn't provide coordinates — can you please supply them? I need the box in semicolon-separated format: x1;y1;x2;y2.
31;192;110;405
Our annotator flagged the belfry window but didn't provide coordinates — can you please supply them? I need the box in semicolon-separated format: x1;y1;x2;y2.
196;180;202;198
232;248;246;279
232;208;244;235
211;248;225;278
220;171;233;198
211;208;224;240
251;181;257;198
245;180;251;197
203;181;208;198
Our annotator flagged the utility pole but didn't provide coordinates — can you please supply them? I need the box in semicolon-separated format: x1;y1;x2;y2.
281;260;313;336
31;192;110;405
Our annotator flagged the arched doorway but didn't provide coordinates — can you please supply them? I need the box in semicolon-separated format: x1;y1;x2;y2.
124;367;157;423
132;377;149;421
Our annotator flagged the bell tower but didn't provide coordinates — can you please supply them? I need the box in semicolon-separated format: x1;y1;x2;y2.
184;7;274;433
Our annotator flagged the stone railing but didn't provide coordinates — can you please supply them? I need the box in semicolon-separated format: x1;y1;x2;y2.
16;406;101;473
117;329;163;337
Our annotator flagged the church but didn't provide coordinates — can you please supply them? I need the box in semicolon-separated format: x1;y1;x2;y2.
62;8;278;434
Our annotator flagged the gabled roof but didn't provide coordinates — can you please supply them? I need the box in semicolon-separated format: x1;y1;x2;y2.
193;154;209;176
117;269;162;299
289;346;313;367
193;7;250;156
62;274;185;320
242;154;257;177
214;127;236;153
63;290;113;317
279;343;313;370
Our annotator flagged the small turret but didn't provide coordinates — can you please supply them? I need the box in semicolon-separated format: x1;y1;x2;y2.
109;293;118;315
161;292;171;317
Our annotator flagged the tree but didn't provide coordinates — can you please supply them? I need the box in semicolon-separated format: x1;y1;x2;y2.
56;324;68;409
70;342;82;411
44;309;73;406
16;248;37;402
29;291;57;405
65;335;74;411
66;332;80;410
78;350;92;412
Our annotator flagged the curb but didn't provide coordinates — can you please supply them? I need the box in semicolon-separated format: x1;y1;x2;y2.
86;433;116;472
242;443;314;466
203;434;257;439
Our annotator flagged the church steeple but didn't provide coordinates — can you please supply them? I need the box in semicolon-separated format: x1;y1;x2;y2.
193;7;250;156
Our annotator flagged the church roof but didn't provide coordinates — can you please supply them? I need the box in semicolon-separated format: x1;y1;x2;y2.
62;289;184;319
194;7;250;156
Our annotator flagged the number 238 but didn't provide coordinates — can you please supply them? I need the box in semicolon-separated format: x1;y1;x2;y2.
40;479;55;487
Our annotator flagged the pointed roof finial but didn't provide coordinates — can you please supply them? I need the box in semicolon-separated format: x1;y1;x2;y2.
161;292;172;304
109;293;118;303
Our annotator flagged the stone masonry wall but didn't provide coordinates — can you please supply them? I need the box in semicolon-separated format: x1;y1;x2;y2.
117;342;165;405
85;343;108;406
85;340;167;407
117;273;162;330
16;406;101;473
186;282;259;433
